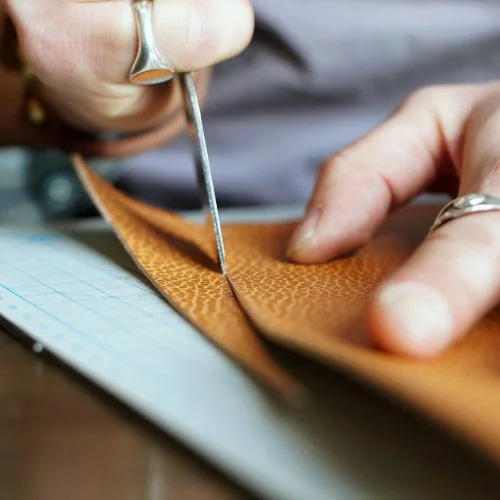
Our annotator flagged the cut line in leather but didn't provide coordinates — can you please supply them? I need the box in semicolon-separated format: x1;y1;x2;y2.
73;155;301;400
73;156;500;465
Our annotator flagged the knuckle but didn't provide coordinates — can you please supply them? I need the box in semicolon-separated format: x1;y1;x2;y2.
319;151;352;181
403;85;449;109
312;151;363;206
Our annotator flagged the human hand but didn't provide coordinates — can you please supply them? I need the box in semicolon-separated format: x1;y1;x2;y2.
287;82;500;358
3;0;253;133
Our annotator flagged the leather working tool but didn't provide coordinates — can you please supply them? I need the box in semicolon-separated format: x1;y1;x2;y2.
129;0;227;275
73;156;500;467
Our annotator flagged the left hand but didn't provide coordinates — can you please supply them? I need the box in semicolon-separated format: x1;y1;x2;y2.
287;81;500;358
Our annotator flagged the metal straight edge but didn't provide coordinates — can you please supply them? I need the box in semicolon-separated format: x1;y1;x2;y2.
179;72;227;275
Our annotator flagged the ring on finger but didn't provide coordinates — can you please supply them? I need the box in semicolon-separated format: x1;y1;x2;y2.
129;0;175;85
429;192;500;234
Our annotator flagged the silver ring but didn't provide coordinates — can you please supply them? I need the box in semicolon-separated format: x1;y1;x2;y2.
429;192;500;233
129;0;175;85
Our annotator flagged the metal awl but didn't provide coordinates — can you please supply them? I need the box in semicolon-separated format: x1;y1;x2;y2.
179;73;227;275
128;0;226;274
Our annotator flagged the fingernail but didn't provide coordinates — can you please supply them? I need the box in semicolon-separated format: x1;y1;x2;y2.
287;207;322;258
376;282;453;356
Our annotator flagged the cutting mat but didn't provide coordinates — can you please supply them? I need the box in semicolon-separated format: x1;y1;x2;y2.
0;206;497;500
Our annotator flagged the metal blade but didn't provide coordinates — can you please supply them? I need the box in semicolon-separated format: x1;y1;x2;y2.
179;72;227;275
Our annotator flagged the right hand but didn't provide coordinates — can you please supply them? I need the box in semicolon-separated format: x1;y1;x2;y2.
3;0;254;134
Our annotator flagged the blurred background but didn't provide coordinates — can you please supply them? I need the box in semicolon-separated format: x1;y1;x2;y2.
0;147;121;224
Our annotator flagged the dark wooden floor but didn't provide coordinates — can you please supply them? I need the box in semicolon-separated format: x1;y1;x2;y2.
0;327;253;500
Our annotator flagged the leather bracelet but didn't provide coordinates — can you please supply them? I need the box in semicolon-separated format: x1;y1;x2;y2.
23;74;189;158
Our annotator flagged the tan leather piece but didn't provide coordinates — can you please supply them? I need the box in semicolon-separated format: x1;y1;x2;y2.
74;157;500;464
73;156;300;399
225;210;500;463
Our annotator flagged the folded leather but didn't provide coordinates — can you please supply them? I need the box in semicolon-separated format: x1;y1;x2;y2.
226;210;500;464
73;156;300;399
74;157;500;465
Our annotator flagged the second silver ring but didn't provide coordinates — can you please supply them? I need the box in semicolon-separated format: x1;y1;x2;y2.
429;192;500;233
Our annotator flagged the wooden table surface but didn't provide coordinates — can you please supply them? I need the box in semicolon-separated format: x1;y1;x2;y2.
0;327;254;500
2;320;500;500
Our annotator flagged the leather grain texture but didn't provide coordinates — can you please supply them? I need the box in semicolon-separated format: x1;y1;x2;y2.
73;156;300;399
225;211;500;464
74;156;500;465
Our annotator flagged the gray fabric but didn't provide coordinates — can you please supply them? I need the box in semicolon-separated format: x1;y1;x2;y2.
119;0;500;209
